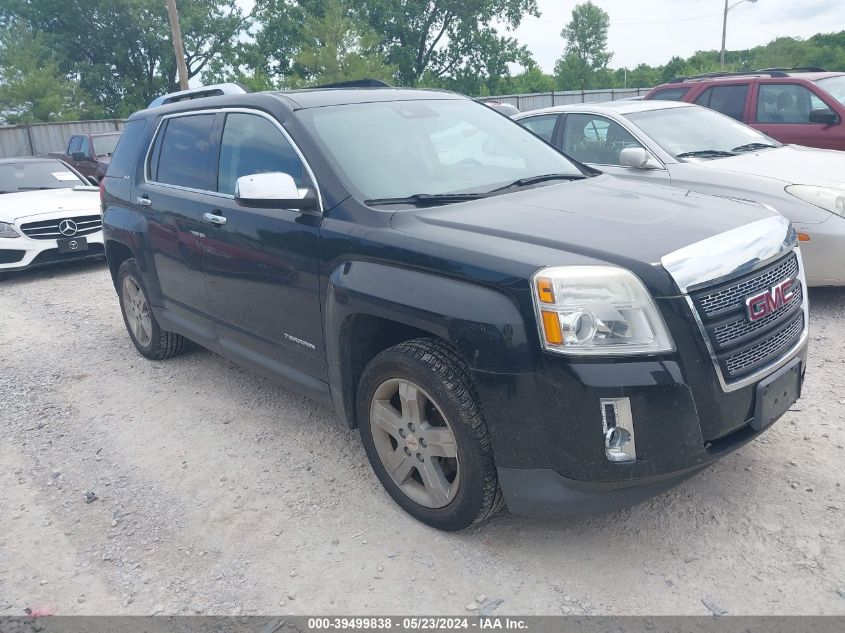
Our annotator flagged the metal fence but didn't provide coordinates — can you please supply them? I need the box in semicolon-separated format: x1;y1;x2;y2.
0;119;126;159
482;87;652;111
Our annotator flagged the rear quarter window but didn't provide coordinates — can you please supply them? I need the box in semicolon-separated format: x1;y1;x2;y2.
107;119;149;180
648;87;690;101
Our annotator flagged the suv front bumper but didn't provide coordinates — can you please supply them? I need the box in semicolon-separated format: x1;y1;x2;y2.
473;336;808;517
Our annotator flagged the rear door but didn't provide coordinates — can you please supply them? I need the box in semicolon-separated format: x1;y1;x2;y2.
75;136;97;179
693;84;751;122
200;110;326;382
134;112;218;347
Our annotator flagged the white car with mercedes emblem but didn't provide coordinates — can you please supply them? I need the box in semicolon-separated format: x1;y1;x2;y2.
0;158;104;274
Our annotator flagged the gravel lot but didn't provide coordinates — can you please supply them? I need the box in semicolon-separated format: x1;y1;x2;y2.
1;259;844;617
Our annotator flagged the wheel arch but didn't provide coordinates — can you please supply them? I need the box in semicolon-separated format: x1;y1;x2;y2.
325;260;535;428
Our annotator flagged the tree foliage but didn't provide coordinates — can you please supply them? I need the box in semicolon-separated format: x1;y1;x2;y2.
554;1;612;90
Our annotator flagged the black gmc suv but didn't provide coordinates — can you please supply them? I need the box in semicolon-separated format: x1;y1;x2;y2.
102;85;808;530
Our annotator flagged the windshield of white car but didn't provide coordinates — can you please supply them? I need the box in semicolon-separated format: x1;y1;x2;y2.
0;160;86;194
815;76;845;107
92;133;121;157
626;106;781;159
297;99;586;203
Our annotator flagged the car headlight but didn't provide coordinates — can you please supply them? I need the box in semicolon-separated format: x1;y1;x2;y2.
531;266;675;356
786;185;845;218
0;222;20;238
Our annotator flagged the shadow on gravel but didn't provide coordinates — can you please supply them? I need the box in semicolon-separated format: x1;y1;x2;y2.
807;286;845;312
0;257;109;284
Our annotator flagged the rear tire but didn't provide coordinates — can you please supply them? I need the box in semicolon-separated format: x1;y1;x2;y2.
357;338;503;531
117;258;186;360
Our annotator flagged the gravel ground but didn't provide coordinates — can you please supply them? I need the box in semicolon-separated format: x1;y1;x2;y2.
1;259;844;617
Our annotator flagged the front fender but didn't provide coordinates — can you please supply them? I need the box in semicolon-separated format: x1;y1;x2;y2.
325;260;536;426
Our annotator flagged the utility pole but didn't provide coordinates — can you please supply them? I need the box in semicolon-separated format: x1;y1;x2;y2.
165;0;190;90
721;0;759;70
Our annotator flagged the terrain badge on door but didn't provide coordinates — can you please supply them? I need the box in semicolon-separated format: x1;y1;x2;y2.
283;333;316;350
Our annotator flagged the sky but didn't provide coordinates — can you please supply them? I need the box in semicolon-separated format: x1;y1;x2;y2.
234;0;845;73
518;0;845;71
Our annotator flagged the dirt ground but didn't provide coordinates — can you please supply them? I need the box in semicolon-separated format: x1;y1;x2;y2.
1;259;844;617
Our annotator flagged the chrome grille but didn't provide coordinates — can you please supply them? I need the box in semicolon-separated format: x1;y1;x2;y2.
711;284;803;348
20;215;102;240
690;253;805;380
724;313;805;376
696;256;799;318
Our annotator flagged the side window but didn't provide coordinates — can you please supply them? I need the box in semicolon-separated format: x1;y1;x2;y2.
562;114;643;166
757;84;828;124
649;87;690;101
68;136;82;154
108;119;148;179
695;84;749;121
79;136;91;158
519;115;559;143
217;113;306;196
153;114;216;190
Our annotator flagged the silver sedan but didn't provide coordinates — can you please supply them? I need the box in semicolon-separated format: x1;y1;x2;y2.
515;100;845;286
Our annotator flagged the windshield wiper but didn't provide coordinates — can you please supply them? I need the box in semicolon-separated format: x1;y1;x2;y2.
16;186;53;191
488;173;587;194
676;150;737;159
365;193;488;207
731;142;777;153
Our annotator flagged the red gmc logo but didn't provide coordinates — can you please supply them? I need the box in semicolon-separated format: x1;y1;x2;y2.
745;279;795;322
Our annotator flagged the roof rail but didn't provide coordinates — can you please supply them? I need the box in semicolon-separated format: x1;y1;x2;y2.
312;79;393;89
668;69;789;83
148;83;249;108
756;66;830;73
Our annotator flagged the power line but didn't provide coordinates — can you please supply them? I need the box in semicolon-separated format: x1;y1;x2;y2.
522;12;722;26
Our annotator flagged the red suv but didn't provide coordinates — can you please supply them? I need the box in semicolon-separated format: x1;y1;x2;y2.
645;68;845;151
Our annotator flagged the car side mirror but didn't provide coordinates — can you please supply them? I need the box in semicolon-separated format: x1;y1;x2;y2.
234;172;318;211
619;147;659;169
809;108;839;125
71;152;87;161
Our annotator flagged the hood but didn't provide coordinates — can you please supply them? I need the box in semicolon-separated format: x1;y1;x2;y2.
390;175;781;292
0;187;100;223
691;145;845;188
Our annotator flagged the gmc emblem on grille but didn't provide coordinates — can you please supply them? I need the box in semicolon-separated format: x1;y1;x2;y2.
745;279;795;322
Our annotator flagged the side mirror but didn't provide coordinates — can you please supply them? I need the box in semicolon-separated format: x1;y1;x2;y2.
71;151;87;161
809;108;839;125
619;147;659;169
234;172;318;211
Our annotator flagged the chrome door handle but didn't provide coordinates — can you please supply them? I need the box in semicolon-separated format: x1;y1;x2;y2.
202;212;227;226
136;197;151;206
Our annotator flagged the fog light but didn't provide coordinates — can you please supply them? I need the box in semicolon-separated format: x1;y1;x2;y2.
600;397;636;463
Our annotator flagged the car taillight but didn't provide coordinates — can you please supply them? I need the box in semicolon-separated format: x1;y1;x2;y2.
99;179;105;215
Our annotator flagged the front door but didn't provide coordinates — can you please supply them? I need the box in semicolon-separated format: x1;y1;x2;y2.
752;82;841;149
560;113;671;186
200;111;326;382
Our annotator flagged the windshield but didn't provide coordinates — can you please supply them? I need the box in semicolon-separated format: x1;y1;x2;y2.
297;99;584;201
0;160;85;194
626;106;780;159
815;76;845;107
92;133;121;156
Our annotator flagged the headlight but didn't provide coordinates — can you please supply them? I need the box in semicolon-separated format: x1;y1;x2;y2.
531;266;674;356
0;222;20;238
786;185;845;218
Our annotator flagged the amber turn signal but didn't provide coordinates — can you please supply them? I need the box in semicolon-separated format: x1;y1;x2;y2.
541;310;563;345
536;277;555;303
797;232;811;242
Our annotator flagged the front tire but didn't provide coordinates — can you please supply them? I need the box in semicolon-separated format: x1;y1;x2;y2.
357;338;503;531
117;258;186;360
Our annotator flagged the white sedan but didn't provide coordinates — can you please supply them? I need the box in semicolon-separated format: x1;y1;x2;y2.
515;100;845;286
0;158;103;273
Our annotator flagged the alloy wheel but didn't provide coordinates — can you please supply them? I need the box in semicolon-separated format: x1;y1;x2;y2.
122;276;153;348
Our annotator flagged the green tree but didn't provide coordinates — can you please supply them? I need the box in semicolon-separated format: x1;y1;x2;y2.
352;0;539;86
0;0;248;117
0;24;101;122
554;1;612;90
290;0;395;86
